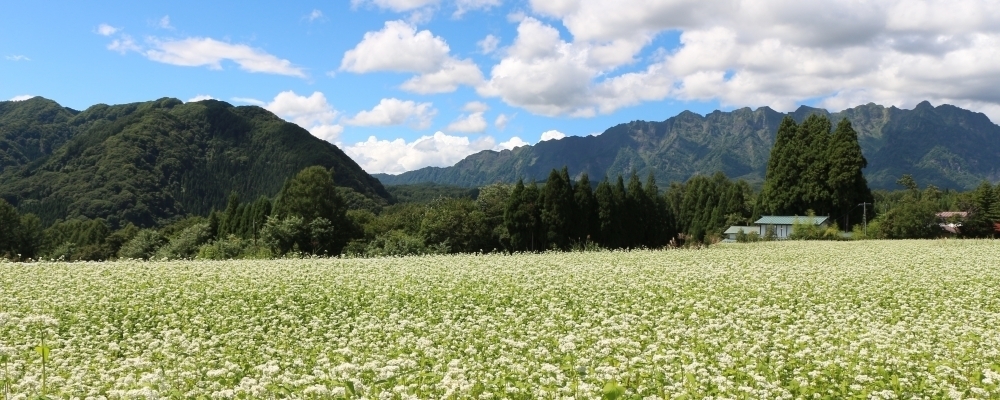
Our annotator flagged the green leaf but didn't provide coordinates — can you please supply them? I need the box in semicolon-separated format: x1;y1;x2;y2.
34;345;50;361
602;381;625;400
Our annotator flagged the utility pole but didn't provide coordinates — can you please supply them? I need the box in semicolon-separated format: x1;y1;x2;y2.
859;202;872;237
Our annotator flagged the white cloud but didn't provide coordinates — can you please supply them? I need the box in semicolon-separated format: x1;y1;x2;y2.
477;34;500;54
231;97;265;106
400;59;484;93
446;102;489;133
265;91;343;142
352;0;439;12
5;55;29;61
107;34;141;54
344;98;436;129
341;20;450;74
341;20;484;93
539;130;566;142
343;132;495;174
145;37;306;77
307;9;324;22
158;15;173;30
494;113;511;130
489;0;1000;121
454;0;502;18
478;17;595;116
496;135;528;150
463;101;489;113
187;94;215;102
96;23;119;36
9;95;35;102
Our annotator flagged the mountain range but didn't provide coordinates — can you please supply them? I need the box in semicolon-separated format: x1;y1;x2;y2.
0;97;390;228
374;101;1000;191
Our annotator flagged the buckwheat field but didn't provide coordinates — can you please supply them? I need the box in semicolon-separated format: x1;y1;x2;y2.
2;240;1000;399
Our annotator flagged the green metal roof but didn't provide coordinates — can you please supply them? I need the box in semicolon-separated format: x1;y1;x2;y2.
724;226;757;234
754;216;829;225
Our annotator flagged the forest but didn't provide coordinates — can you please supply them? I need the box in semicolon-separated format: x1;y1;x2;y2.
1;115;999;261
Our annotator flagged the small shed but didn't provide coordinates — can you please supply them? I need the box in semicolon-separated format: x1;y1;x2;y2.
722;226;757;242
754;215;829;240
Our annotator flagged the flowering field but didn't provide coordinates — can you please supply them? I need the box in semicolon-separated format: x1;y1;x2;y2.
2;240;1000;399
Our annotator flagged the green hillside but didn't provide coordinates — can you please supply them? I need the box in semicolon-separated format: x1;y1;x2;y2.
0;97;391;227
375;101;1000;190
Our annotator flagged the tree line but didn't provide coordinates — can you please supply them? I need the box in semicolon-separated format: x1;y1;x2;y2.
2;115;999;261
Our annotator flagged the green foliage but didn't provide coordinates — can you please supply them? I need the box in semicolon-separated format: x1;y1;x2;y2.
667;172;753;244
505;179;544;252
0;98;390;228
196;234;255;260
260;216;307;256
420;197;490;253
385;183;478;204
117;229;166;260
540;167;576;250
759;115;873;228
154;223;212;260
0;198;21;258
272;166;355;254
363;230;437;257
788;211;843;240
476;183;513;251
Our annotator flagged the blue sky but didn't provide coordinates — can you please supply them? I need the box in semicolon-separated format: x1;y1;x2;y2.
3;1;1000;174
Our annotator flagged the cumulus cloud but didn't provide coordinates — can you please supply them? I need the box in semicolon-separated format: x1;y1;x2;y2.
478;17;595;116
343;98;437;130
96;23;119;36
445;102;489;133
5;55;29;61
399;59;484;93
265;91;344;142
341;21;449;73
539;130;566;142
496;0;1000;120
9;95;35;101
307;9;324;22
478;34;500;54
187;94;215;102
496;135;528;150
343;131;495;174
144;38;306;77
341;20;484;93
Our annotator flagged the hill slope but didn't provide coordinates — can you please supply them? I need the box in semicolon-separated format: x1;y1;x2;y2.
0;97;391;227
375;101;1000;190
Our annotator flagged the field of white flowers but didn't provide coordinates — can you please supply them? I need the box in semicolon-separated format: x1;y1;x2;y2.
2;240;1000;399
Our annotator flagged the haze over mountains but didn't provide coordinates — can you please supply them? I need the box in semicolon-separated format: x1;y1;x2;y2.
375;101;1000;191
0;97;390;228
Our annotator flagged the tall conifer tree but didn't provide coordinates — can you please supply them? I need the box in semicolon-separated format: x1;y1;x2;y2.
759;117;801;215
573;173;597;243
595;177;615;248
541;167;575;250
827;118;873;228
798;114;833;215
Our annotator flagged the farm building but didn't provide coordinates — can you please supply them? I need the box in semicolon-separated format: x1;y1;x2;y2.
754;216;829;240
722;226;757;242
723;216;830;242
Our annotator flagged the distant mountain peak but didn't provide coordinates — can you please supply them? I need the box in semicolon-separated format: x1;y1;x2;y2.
374;101;1000;191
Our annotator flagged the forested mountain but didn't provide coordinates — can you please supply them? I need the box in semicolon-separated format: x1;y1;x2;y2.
0;97;391;228
375;101;1000;190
